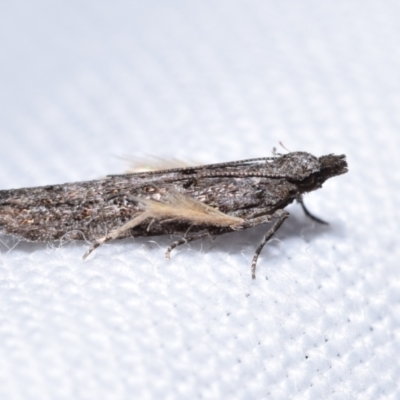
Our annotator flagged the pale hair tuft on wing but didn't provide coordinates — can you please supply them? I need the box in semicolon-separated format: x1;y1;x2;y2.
121;155;199;173
132;190;244;228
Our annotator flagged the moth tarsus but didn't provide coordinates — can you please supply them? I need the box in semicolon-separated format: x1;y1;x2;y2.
0;151;348;279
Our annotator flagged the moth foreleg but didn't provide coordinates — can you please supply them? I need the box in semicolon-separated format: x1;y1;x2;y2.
297;196;328;225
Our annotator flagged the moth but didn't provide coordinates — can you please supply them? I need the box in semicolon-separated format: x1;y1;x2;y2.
0;151;348;278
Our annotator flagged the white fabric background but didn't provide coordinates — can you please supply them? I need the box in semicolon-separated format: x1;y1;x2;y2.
0;1;399;399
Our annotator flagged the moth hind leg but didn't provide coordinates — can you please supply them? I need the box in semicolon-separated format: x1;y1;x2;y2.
83;212;150;260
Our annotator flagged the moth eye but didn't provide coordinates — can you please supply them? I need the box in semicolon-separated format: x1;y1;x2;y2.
298;175;315;187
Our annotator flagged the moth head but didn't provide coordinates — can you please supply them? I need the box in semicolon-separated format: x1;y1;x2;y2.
281;152;348;192
276;152;320;180
318;153;348;181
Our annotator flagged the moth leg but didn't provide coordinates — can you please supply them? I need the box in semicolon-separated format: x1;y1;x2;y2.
297;197;328;225
146;219;155;231
165;231;210;259
250;210;289;279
